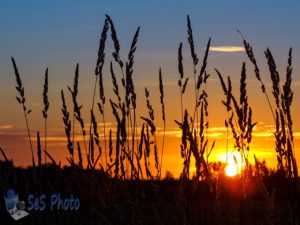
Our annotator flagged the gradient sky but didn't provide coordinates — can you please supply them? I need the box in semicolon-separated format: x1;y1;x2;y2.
1;1;300;177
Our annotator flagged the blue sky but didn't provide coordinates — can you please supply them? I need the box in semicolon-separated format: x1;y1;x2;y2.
1;1;299;59
1;1;300;89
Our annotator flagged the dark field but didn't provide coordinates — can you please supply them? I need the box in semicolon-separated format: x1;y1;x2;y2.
0;161;299;225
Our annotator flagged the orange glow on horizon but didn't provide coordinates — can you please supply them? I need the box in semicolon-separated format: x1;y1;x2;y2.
1;125;298;178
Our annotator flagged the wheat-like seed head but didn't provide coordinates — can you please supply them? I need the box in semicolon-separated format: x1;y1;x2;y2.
42;68;49;118
265;48;280;108
187;15;198;67
178;43;184;83
144;87;154;121
106;15;123;69
61;90;73;157
197;38;211;90
159;68;165;122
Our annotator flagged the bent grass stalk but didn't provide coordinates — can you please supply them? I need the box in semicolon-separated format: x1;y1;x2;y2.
0;147;9;162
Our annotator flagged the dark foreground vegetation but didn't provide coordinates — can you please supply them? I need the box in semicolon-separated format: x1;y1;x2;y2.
0;15;299;224
0;161;299;225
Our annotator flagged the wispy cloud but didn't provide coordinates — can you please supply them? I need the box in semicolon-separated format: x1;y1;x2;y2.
252;133;274;137
83;122;114;128
0;124;13;129
161;128;225;138
210;46;245;53
208;127;227;132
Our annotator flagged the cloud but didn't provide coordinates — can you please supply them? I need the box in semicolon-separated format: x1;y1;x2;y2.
31;136;71;142
160;128;225;138
163;130;181;137
0;124;13;129
210;46;245;53
84;122;114;128
252;133;273;137
207;132;224;137
208;127;227;132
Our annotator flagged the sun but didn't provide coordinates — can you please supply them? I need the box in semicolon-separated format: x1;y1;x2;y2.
219;153;243;177
225;160;238;177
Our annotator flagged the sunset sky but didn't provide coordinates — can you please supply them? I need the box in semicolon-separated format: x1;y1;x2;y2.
1;1;300;177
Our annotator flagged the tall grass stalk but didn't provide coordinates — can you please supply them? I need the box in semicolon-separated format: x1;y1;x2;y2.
186;16;211;138
11;57;35;167
106;15;124;76
61;90;74;165
107;15;130;177
77;142;83;169
37;131;42;168
158;68;166;179
175;109;210;180
237;30;275;121
216;63;257;197
240;33;298;179
91;110;102;169
0;147;9;162
42;68;49;165
142;87;159;178
126;26;140;178
176;16;212;179
143;124;153;179
106;15;142;178
94;18;109;170
177;42;187;122
67;63;78;164
186;15;199;132
68;64;90;168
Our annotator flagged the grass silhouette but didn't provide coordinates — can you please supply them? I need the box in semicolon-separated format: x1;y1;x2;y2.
0;15;299;225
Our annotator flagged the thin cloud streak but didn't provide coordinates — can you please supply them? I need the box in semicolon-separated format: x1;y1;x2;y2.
0;124;13;129
210;46;245;53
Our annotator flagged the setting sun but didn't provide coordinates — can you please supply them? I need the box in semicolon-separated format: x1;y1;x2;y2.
225;161;238;177
224;154;243;177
